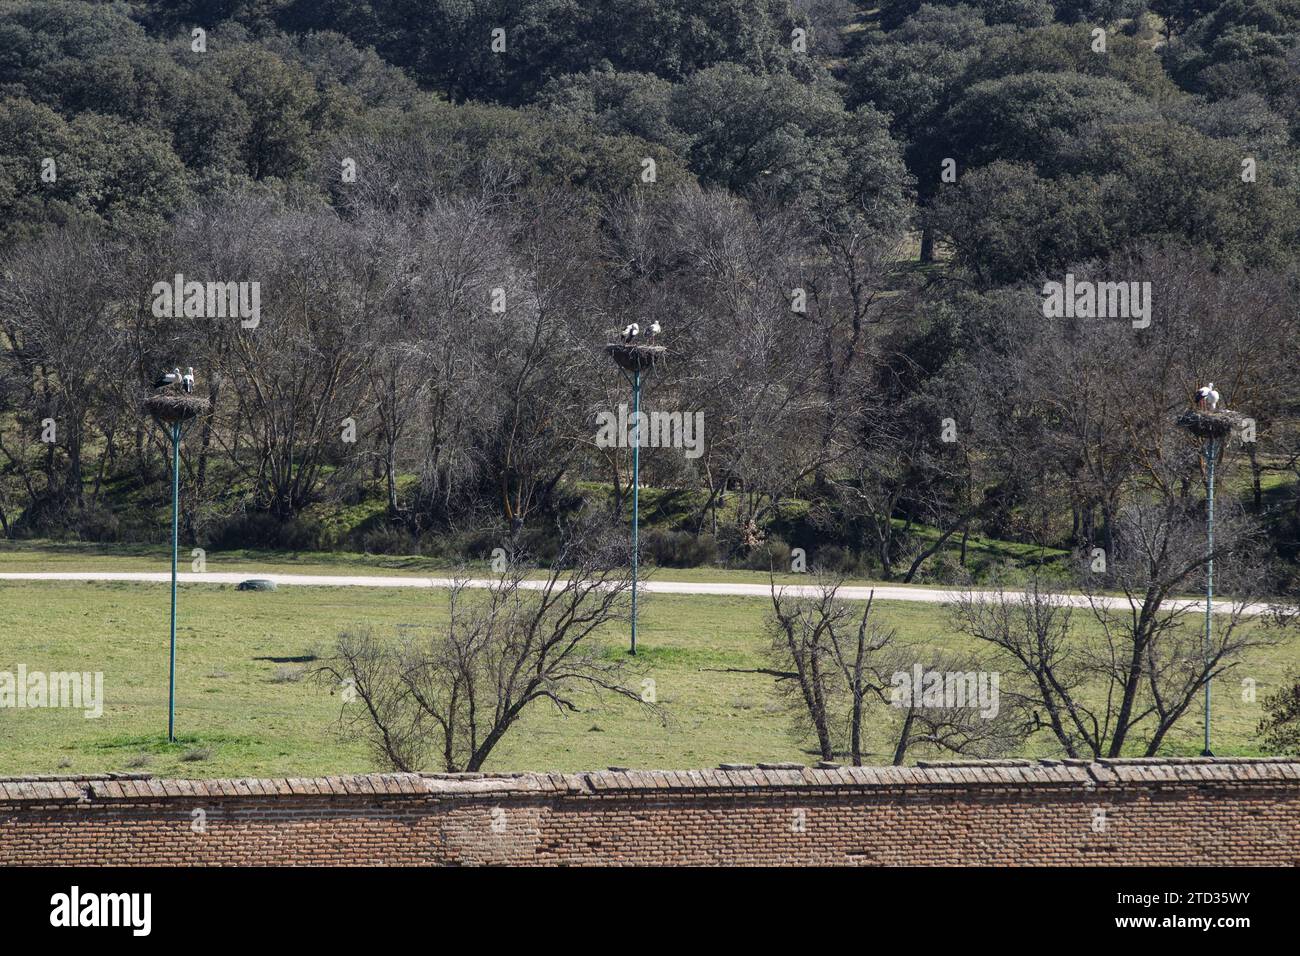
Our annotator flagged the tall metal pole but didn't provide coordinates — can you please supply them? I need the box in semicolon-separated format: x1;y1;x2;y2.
168;420;180;743
630;369;641;656
1203;435;1215;756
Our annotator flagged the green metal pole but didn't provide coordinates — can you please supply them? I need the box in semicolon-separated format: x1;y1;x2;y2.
1203;435;1214;756
630;370;641;656
169;421;180;743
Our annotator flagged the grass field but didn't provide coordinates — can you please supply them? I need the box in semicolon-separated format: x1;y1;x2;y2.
0;523;1068;585
0;574;1293;778
0;538;864;586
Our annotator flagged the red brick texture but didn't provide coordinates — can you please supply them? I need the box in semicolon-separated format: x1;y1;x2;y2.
1;758;1297;866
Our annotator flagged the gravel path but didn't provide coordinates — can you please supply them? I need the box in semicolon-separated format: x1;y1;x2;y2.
0;570;1276;615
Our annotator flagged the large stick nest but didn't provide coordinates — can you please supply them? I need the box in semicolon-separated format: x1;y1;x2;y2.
605;343;667;372
144;392;211;425
1176;409;1241;439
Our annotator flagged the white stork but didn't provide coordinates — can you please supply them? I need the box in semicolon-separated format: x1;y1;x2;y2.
1195;382;1220;411
181;367;195;394
152;367;182;389
621;322;640;343
648;320;661;341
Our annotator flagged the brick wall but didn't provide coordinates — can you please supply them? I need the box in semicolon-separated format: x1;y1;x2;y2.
2;757;1297;866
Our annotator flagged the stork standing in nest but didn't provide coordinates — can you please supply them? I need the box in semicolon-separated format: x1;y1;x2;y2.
1195;382;1220;411
152;367;182;390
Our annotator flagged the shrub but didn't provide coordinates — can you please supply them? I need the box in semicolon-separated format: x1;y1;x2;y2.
205;511;281;550
911;550;964;585
643;529;717;567
811;544;862;576
278;516;334;551
519;525;561;563
356;525;420;556
742;535;791;572
72;504;122;543
206;511;334;551
14;497;124;541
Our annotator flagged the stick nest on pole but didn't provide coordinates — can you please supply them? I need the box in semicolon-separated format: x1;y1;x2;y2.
1175;409;1240;440
605;343;667;372
144;393;211;425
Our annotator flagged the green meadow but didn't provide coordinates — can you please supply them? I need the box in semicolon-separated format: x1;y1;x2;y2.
0;575;1291;778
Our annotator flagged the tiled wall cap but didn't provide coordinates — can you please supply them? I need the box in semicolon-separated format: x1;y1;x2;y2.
916;759;1034;768
2;758;1298;802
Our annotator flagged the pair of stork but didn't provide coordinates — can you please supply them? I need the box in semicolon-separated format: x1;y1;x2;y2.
1195;382;1221;411
153;367;196;394
620;320;661;343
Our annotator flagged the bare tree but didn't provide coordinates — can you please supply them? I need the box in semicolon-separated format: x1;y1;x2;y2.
974;246;1300;563
887;647;1030;765
956;502;1277;758
0;227;124;523
616;187;843;552
210;204;376;519
765;576;873;762
319;516;659;772
953;577;1093;758
760;575;1021;764
401;199;506;528
1082;501;1274;756
479;192;597;529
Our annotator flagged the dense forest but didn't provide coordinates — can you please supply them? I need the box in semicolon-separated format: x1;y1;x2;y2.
0;0;1298;591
